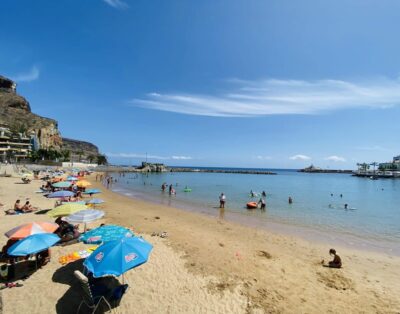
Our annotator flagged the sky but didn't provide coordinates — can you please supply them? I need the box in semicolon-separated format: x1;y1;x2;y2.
1;0;400;168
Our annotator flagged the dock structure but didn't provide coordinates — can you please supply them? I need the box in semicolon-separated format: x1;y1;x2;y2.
170;168;277;175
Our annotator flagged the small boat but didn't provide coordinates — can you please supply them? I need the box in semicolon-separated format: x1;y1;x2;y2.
246;202;258;209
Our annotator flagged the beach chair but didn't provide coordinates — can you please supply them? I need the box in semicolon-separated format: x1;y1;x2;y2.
74;270;128;313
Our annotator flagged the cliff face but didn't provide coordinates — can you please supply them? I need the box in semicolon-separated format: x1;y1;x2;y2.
62;138;99;161
0;75;99;159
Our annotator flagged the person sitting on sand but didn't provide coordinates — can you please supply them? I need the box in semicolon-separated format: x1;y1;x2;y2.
13;200;23;213
322;248;342;268
21;201;37;213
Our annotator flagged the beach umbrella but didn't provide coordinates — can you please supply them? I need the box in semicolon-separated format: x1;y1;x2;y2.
79;225;134;244
47;191;75;199
52;181;72;188
67;176;78;181
86;198;105;205
5;222;59;239
47;203;87;217
83;236;153;278
76;180;91;188
65;209;105;232
7;233;60;256
61;201;86;205
83;189;101;195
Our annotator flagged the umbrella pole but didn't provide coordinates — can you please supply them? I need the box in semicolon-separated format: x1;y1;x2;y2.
84;222;87;233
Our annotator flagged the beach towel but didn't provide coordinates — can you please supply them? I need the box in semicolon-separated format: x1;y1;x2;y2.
58;247;97;265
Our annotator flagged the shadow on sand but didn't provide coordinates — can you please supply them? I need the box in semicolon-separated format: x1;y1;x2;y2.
52;259;122;313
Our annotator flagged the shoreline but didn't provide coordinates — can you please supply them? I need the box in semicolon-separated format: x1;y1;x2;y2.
90;174;400;312
1;174;399;313
109;178;400;257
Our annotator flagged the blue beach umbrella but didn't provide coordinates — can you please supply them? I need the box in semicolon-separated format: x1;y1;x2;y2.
86;198;105;205
47;191;75;198
67;176;78;181
83;237;153;277
52;181;72;188
7;233;60;256
83;189;101;195
80;225;134;244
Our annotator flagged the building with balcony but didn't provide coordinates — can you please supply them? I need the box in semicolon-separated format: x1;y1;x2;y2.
0;127;33;162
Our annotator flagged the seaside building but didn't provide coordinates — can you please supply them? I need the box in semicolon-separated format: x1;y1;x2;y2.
378;155;400;171
0;127;33;162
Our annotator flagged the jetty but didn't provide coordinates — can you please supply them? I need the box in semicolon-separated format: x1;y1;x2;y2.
170;168;277;175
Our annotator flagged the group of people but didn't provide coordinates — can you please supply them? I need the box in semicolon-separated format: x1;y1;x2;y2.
5;200;38;215
161;183;176;195
218;191;293;210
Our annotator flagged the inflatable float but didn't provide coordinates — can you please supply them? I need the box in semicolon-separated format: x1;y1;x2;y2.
246;202;258;209
183;188;192;192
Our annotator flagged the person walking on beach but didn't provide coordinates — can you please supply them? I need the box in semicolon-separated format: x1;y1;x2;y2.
322;248;342;268
219;193;226;208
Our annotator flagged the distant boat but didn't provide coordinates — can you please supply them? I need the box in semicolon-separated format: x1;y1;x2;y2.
370;176;378;180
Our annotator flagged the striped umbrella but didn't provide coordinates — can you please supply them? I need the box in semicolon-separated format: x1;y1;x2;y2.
65;209;105;232
5;222;59;239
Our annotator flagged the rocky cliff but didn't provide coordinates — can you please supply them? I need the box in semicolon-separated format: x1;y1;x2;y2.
0;75;99;159
62;138;99;161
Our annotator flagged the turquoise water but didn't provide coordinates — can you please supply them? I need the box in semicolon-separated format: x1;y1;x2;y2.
109;169;400;255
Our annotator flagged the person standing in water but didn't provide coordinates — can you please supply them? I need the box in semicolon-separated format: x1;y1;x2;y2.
219;193;226;208
262;191;266;197
288;196;293;204
259;198;266;210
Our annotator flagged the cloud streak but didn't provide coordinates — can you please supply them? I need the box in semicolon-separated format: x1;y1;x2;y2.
325;155;346;162
106;152;192;160
289;154;311;161
12;66;40;82
103;0;128;9
130;78;400;117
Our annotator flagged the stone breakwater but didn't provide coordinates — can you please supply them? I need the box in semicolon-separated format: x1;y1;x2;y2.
170;168;277;175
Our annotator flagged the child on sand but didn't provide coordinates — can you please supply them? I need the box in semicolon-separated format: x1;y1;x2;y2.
322;248;342;268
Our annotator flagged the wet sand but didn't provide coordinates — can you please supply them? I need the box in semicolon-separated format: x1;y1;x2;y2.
0;174;399;313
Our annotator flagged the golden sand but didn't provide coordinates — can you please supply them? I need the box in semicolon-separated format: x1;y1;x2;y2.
0;174;399;313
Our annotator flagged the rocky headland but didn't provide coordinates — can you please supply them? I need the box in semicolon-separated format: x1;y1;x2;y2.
0;75;100;160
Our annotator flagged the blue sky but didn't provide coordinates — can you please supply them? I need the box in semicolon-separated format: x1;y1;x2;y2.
1;0;400;168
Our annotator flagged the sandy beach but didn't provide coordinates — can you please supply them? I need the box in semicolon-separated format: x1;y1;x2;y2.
0;174;399;313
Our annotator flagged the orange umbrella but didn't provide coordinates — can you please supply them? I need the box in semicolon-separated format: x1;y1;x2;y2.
5;222;59;239
76;180;91;188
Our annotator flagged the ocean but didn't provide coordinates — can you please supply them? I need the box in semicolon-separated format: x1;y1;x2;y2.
108;169;400;255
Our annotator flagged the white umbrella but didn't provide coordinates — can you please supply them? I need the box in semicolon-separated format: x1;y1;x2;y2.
65;209;105;232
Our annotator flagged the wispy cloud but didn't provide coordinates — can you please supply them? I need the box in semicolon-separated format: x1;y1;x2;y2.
103;0;128;9
12;66;40;82
106;152;192;160
255;155;272;160
130;77;400;117
172;156;192;160
289;154;311;161
325;155;346;162
355;145;387;151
